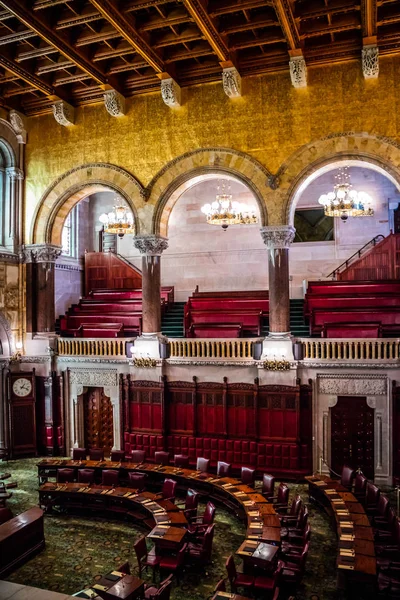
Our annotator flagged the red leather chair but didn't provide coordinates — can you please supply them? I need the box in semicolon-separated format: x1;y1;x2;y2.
282;522;311;556
340;465;356;489
131;450;146;463
188;501;216;536
217;461;231;477
354;472;368;502
111;450;126;463
155;451;170;466
159;543;188;582
270;482;289;512
284;506;309;539
261;473;275;500
376;519;400;556
116;561;131;574
279;495;302;526
176;488;199;521
128;471;148;491
196;457;210;473
225;554;254;593
281;543;309;586
374;495;391;523
366;482;381;514
187;524;215;563
0;507;13;524
174;454;189;468
145;575;173;600
254;560;283;595
155;478;177;502
78;468;95;484
241;467;255;486
102;469;119;486
57;468;75;483
89;448;104;461
213;579;226;593
72;448;86;460
134;536;161;579
375;507;397;537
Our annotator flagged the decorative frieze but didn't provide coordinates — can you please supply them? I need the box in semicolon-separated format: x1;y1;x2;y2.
362;45;379;79
52;101;75;127
104;89;126;117
222;67;242;98
69;368;118;387
317;373;387;396
161;78;181;108
289;56;307;88
260;226;296;249
133;235;168;256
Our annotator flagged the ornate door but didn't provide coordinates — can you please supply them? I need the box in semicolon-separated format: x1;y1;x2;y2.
83;388;113;455
330;396;374;479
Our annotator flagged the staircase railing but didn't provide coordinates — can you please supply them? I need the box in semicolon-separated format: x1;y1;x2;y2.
115;251;142;276
326;234;385;279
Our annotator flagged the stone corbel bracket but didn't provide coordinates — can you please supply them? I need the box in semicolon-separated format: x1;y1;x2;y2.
104;89;126;117
161;78;181;108
222;67;242;98
362;45;379;79
52;101;75;127
289;55;307;88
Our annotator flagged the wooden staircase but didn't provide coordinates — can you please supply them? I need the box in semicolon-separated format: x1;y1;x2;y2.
333;233;400;281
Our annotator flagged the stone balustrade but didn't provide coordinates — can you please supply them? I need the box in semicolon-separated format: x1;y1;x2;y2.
300;338;400;361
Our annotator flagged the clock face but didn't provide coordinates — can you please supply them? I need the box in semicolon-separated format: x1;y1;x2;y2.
12;377;32;397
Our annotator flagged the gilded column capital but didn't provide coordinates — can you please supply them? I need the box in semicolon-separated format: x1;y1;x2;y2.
21;243;62;263
260;226;296;249
133;235;168;256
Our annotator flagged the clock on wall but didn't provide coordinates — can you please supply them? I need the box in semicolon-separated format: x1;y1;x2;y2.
8;370;37;457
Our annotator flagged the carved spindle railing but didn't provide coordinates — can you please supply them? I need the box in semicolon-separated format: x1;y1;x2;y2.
169;338;257;359
57;338;126;357
300;338;400;361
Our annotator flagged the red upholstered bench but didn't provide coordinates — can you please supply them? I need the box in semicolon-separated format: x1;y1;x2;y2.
188;323;242;338
185;310;262;336
124;432;165;459
187;298;269;314
75;301;144;312
74;323;124;338
306;280;400;296
311;307;400;336
193;290;269;299
305;294;400;317
321;322;382;338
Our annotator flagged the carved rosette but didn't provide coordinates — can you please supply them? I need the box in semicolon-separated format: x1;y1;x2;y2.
6;167;24;181
161;78;181;108
260;226;296;249
22;244;62;263
133;235;169;256
8;109;25;134
52;101;75;127
222;67;242;98
104;90;126;117
362;45;379;79
289;56;307;88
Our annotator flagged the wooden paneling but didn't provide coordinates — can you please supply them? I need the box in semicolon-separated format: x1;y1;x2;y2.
393;382;400;484
85;252;142;294
338;233;400;281
129;380;165;433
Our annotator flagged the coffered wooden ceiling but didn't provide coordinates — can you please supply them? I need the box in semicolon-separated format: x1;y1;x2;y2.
0;0;397;116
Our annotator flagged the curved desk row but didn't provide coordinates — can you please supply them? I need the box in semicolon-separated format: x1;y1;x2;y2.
306;475;376;593
38;459;282;572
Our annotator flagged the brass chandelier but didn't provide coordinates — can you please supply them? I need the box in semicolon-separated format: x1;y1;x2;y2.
99;199;135;237
318;167;374;222
200;180;258;230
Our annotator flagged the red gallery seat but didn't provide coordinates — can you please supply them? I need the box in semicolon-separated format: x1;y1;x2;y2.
225;554;254;593
78;469;95;484
341;465;356;489
89;448;104;461
110;450;126;462
131;449;146;463
134;536;161;579
128;472;148;491
72;448;86;460
174;454;189;468
57;468;75;483
102;470;119;486
155;451;170;466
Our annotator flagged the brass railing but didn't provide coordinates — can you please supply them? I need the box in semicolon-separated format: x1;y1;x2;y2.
169;338;257;359
300;338;400;361
58;338;126;357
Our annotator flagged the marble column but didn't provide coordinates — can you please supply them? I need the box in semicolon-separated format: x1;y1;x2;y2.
133;235;168;335
260;226;295;336
23;244;62;334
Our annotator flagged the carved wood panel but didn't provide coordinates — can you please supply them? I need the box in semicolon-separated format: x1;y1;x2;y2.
83;387;113;454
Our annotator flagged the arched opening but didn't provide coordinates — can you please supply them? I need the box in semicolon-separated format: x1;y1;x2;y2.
0;137;17;253
286;159;400;296
126;173;266;301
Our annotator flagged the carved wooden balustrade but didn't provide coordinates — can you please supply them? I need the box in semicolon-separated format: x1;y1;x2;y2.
169;338;256;359
58;338;126;358
300;338;400;361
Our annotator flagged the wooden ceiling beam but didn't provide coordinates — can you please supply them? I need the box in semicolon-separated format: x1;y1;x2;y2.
36;60;75;74
124;0;171;12
16;46;58;62
296;0;360;20
89;0;166;73
56;9;102;30
75;26;122;47
230;33;286;50
0;1;108;85
209;0;273;17
153;26;204;48
181;0;231;63
361;0;378;37
0;52;55;95
33;0;72;9
0;29;37;45
272;0;301;52
220;16;280;35
139;9;193;32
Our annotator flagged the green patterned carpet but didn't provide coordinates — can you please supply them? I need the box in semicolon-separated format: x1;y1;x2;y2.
3;459;346;599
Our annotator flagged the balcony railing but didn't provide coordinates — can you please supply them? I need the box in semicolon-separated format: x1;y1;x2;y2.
168;338;257;359
300;338;400;361
58;338;126;358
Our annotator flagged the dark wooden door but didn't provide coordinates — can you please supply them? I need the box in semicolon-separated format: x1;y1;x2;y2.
83;388;114;455
330;396;374;479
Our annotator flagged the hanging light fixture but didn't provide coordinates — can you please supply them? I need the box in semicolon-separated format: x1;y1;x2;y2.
99;199;135;238
318;167;374;222
200;180;258;230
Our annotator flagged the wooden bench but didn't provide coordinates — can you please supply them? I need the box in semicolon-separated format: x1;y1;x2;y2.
307;280;400;296
187;323;243;338
60;313;142;336
305;295;400;317
74;323;124;338
321;322;383;338
73;301;145;313
186;297;269;314
89;287;174;306
185;309;262;336
193;289;268;299
0;507;44;577
311;307;400;336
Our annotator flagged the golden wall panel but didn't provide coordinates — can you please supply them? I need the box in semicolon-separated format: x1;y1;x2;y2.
25;57;400;237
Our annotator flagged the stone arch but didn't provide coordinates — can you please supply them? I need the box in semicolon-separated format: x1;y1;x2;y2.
0;312;13;356
147;148;271;236
273;133;400;226
31;163;146;245
0;118;18;166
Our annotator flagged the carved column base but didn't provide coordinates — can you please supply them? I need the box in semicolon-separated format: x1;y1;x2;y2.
133;333;167;359
262;336;294;361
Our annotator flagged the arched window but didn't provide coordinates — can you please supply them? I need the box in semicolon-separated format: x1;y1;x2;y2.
0;136;18;253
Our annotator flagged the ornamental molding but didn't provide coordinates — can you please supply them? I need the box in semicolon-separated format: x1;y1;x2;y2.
69;368;118;387
299;361;400;369
19;356;50;364
104;89;126;117
6;167;24;181
161;78;181;108
22;244;62;263
0;251;18;263
133;235;168;255
362;45;379;79
52;101;75;127
8;109;26;141
260;225;296;249
166;359;256;367
317;373;387;396
57;357;128;364
222;67;242;98
289;56;307;88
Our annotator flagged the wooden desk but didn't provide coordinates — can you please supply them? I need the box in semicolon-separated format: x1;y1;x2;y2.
147;525;186;551
93;572;144;600
212;593;252;600
0;507;45;577
237;539;279;572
